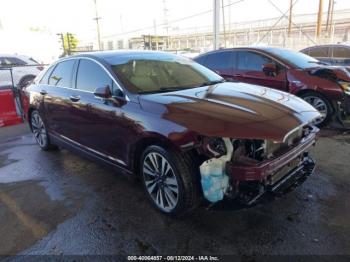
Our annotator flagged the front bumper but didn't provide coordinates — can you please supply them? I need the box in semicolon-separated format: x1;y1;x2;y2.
340;93;350;116
226;129;317;205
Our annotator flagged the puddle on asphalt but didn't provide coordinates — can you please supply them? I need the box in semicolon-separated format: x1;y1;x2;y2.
0;181;76;255
0;153;18;169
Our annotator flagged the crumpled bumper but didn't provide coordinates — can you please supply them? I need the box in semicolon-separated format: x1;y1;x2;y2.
226;127;318;205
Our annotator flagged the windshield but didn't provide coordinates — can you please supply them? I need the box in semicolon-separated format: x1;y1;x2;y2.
266;48;323;69
107;53;223;94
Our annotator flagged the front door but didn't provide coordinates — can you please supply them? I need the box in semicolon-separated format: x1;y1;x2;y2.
232;51;288;92
70;58;131;165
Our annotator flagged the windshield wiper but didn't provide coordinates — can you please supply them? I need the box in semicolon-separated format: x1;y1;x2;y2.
197;79;226;87
138;86;193;94
138;80;225;94
308;61;328;65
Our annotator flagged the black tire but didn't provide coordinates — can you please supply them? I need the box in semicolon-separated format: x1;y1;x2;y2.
299;92;332;127
30;110;58;151
18;75;35;89
140;145;201;216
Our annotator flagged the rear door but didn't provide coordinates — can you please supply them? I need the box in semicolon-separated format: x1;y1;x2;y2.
199;51;235;81
232;51;288;91
42;59;78;139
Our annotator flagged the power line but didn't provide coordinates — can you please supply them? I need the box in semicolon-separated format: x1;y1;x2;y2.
258;0;298;44
102;0;244;39
265;0;316;44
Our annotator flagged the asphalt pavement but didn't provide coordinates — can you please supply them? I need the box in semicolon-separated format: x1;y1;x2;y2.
0;123;350;258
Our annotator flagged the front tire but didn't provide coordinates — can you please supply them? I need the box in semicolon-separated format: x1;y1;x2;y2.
140;145;201;216
300;92;332;127
30;110;58;151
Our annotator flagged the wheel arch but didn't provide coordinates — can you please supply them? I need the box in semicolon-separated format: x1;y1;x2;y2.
296;89;334;113
130;134;180;176
27;107;37;131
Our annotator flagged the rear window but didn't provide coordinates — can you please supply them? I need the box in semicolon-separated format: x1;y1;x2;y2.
308;47;329;57
202;51;233;71
0;57;27;66
48;60;76;88
332;46;350;58
39;65;56;84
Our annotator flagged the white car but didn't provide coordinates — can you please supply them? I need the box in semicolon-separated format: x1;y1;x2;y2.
0;54;44;89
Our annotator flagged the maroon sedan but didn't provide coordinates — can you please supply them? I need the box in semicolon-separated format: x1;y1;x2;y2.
24;51;320;215
194;47;350;126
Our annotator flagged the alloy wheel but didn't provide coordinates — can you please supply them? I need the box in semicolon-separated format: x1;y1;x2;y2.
142;152;179;212
31;113;48;148
303;96;328;125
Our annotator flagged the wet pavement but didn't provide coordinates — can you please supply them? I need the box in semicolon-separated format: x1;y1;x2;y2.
0;124;350;257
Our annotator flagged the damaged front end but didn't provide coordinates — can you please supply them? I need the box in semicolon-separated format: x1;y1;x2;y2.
308;67;350;124
197;124;318;206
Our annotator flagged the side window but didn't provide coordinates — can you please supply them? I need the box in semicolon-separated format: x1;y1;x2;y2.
194;56;206;65
309;47;329;57
237;51;272;71
49;60;76;88
39;65;55;84
76;59;113;93
0;57;26;66
332;46;350;58
203;51;233;71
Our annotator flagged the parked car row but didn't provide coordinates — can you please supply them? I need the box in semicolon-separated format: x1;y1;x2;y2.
194;46;350;126
300;44;350;66
23;50;322;215
0;54;44;89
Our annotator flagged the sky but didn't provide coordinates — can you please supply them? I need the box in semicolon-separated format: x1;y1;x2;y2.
1;0;350;62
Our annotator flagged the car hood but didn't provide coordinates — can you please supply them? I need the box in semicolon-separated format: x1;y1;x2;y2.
139;82;321;142
305;65;350;81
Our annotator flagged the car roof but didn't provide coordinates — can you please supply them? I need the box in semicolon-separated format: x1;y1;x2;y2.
68;50;178;61
300;44;350;50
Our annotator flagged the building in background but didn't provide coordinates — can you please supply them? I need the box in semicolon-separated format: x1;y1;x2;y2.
94;8;350;53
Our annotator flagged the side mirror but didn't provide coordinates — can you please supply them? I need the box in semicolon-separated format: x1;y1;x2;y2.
93;85;112;99
262;63;277;76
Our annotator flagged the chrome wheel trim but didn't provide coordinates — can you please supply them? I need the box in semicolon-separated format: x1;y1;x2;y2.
303;96;328;125
31;113;47;148
142;152;179;212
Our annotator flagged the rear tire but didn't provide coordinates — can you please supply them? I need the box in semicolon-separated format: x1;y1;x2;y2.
300;92;332;127
140;145;201;216
30;110;58;151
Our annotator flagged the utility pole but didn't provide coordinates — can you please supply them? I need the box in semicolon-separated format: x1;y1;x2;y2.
56;33;65;55
329;0;335;35
66;33;72;55
316;0;323;39
213;0;220;50
93;0;102;50
163;0;169;50
288;0;293;37
221;0;227;47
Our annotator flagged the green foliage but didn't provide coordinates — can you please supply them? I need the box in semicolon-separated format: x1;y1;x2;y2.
59;32;79;57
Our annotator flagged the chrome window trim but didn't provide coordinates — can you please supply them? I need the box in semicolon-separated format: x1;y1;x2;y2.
50;56;130;101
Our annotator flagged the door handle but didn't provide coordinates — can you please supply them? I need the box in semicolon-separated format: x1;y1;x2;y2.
40;90;47;95
69;95;80;102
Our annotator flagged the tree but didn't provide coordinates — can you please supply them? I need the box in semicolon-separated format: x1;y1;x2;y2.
58;32;79;57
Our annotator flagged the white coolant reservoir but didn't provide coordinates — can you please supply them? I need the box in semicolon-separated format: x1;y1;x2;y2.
200;138;233;203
